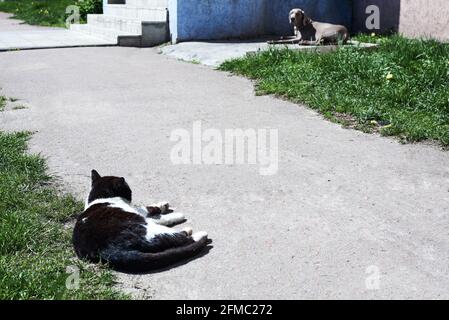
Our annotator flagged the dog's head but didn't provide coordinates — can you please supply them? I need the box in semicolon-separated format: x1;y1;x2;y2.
289;8;312;28
87;169;132;204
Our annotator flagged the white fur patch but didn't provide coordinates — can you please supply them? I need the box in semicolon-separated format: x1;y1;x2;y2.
156;212;185;226
144;220;176;241
192;231;208;242
136;206;149;217
85;197;137;213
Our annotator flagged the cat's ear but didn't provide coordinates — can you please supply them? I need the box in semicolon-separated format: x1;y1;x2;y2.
114;177;126;188
91;170;101;183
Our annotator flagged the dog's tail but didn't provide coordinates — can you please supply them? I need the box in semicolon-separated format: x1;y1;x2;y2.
101;234;209;273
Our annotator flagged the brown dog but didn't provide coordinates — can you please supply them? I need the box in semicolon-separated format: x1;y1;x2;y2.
269;8;349;45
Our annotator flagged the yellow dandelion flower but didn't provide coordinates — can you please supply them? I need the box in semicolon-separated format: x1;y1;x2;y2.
371;33;376;37
386;72;394;80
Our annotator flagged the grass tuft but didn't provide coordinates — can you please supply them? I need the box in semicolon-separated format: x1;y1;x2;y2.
0;96;7;111
220;35;449;146
0;131;126;299
12;104;28;110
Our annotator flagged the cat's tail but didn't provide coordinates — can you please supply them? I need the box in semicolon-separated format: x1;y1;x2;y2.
101;233;209;273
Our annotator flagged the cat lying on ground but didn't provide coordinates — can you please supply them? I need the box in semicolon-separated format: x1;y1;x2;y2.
73;170;209;273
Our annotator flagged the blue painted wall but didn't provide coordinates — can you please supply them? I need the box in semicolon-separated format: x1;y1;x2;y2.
168;0;352;42
169;0;266;42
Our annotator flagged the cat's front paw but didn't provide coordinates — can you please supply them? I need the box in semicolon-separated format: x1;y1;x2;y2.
160;212;185;225
155;201;170;214
146;201;170;215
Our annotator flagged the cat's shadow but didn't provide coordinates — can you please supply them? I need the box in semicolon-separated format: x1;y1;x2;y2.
115;211;213;274
117;240;214;275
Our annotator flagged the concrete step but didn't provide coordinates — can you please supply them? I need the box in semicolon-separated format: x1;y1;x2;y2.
69;2;169;48
70;20;169;47
125;0;168;7
103;5;167;21
87;14;142;34
70;23;137;43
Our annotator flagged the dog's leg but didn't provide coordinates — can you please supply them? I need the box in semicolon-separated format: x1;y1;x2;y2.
299;39;321;46
268;37;302;45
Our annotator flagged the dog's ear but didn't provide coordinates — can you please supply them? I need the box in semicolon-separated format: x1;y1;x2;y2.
302;12;312;26
289;9;297;24
91;169;101;183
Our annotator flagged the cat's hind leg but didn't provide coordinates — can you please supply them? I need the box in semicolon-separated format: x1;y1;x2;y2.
148;229;207;252
144;224;195;252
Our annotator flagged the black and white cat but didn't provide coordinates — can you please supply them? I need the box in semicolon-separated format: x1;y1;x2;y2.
72;170;209;273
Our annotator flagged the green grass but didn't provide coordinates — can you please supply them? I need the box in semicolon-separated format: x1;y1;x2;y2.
0;96;7;111
0;0;74;27
0;131;126;299
220;35;449;146
0;0;102;28
12;104;28;110
1;96;25;111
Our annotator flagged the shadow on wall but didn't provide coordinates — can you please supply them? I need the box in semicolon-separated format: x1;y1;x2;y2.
352;0;401;34
169;0;353;42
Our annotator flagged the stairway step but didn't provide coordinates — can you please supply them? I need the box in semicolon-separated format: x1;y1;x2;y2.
103;5;167;21
69;1;169;48
70;24;138;43
87;14;143;34
117;35;143;47
70;21;168;47
125;0;168;7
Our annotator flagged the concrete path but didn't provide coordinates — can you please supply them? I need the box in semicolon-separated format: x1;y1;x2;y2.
160;39;378;67
0;13;115;51
1;46;449;299
160;39;277;67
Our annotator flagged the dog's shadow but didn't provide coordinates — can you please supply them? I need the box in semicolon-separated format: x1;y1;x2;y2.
203;36;281;45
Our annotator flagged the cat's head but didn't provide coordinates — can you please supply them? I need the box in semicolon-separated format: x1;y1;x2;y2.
87;170;132;204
